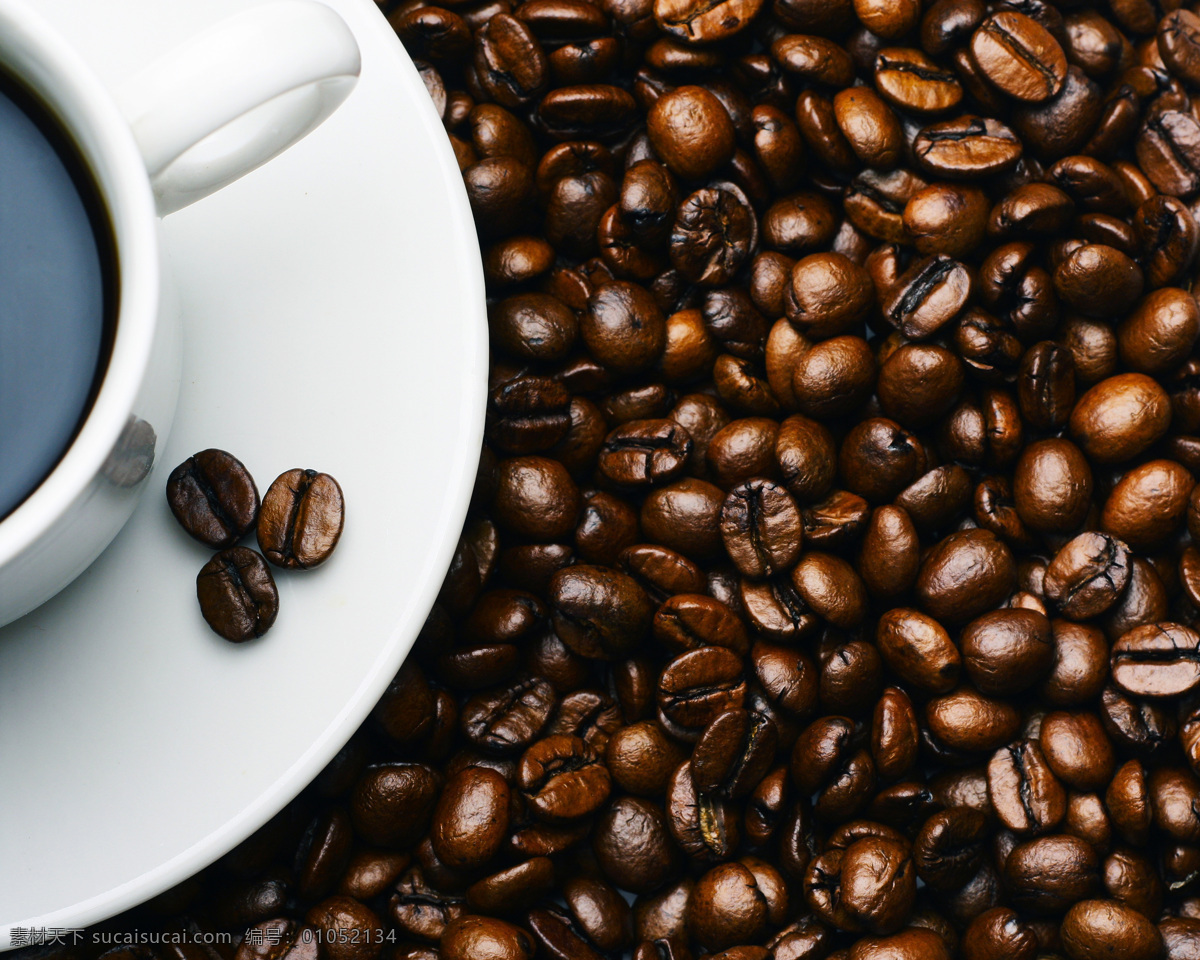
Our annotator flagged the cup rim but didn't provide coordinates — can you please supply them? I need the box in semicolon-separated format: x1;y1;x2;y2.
0;0;161;570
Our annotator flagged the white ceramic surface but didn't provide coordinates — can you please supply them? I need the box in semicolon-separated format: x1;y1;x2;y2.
0;0;485;941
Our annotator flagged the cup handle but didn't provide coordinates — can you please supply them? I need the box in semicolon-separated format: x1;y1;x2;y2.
114;0;361;215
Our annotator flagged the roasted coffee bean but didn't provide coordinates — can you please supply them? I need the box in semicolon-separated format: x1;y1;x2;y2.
914;116;1023;178
487;376;572;455
971;12;1068;102
881;255;973;340
988;739;1067;835
876;344;964;430
990;183;1075;240
914;808;989;890
670;184;758;286
692;709;778;798
1044;532;1132;620
772;34;855;87
494;456;581;540
1111;623;1200;698
605;721;685;796
858;506;919;601
763;191;838;255
537;84;638;139
1013;439;1093;534
167;449;260;548
961;608;1054;695
916;529;1016;626
666;758;741;860
442;915;533;960
351;763;440;849
518;734;611;821
197;547;279;642
598;419;691;488
1061;899;1163;960
549;564;653;659
304;898;383;960
461;676;557;754
876;608;960;694
466;858;554;914
927;686;1022;753
719;480;802;579
904;183;990;258
706;418;778;489
1054;243;1144;318
594;795;678;893
432;766;510;868
1138;103;1200;198
872;687;919;780
875;48;963;114
1102;458;1194;551
1018;341;1075;431
1134;196;1198;288
654;593;749;654
786;252;873;339
648;86;736;182
1075;372;1166;460
1040;710;1115;791
960;907;1037;960
1004;834;1100;914
658;646;747;737
642;478;726;560
475;14;547;108
791;551;868;629
1042;620;1110;705
833;87;903;169
257;469;345;569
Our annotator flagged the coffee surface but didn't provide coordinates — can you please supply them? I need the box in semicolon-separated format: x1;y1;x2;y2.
0;76;110;519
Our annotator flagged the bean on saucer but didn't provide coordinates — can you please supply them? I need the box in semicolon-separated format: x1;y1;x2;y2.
196;546;279;642
258;469;346;569
166;448;260;548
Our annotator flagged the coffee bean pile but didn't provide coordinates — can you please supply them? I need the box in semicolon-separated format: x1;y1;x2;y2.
39;0;1200;957
166;450;344;640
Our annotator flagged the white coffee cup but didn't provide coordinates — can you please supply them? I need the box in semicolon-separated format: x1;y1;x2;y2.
0;0;361;627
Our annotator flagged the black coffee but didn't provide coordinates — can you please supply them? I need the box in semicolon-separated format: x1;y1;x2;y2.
0;74;114;519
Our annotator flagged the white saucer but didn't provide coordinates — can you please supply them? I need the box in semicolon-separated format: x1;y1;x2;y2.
0;0;485;939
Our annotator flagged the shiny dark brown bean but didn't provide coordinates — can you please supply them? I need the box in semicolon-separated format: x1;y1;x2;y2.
658;646;747;738
881;255;973;340
719;480;802;579
1004;834;1101;915
875;48;963;114
961;609;1054;695
988;739;1067;835
475;14;548;107
257;470;345;569
670;184;758;286
1111;623;1200;698
914;116;1024;178
692;709;778;799
915;529;1017;626
167;449;260;548
1070;373;1172;464
1044;532;1132;621
197;547;279;642
970;12;1068;103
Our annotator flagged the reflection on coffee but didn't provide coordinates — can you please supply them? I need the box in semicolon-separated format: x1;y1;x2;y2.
0;73;115;519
